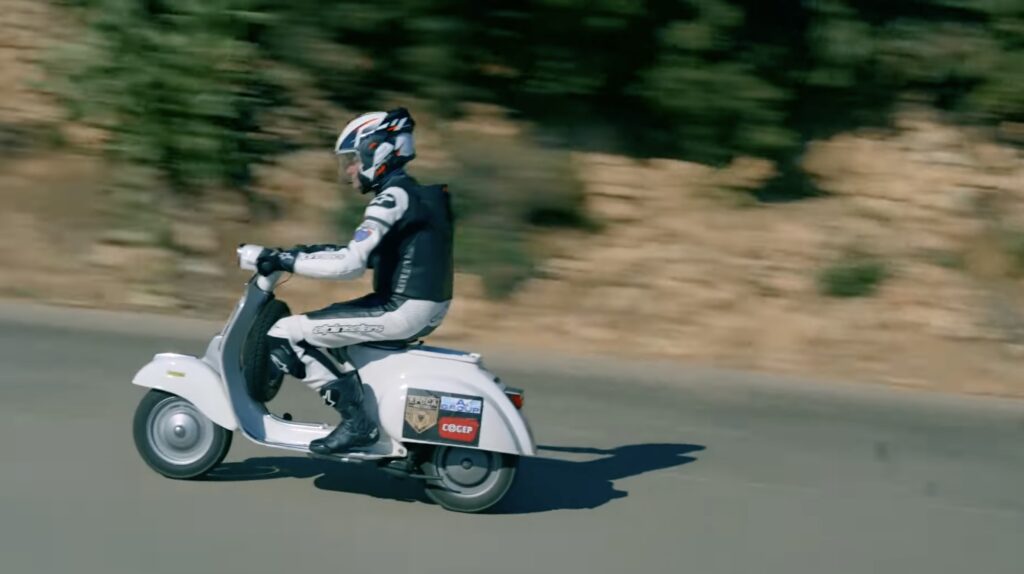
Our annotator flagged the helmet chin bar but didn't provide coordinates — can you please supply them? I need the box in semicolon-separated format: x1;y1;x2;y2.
358;173;374;194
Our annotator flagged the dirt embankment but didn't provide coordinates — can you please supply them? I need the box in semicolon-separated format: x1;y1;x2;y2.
2;0;1023;397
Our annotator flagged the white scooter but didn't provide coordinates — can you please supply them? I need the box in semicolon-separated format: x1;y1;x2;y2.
130;244;536;513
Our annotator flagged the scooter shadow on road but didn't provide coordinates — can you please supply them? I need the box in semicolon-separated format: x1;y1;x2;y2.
495;443;705;514
205;455;428;505
204;443;705;513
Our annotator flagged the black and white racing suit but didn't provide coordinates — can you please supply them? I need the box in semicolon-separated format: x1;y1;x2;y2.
267;171;454;391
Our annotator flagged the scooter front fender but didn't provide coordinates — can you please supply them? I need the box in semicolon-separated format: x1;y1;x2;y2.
132;353;239;430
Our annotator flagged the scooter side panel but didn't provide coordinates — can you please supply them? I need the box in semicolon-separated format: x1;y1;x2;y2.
352;349;536;456
376;377;535;456
132;353;239;430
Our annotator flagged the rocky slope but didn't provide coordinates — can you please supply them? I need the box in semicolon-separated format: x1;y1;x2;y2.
2;0;1022;396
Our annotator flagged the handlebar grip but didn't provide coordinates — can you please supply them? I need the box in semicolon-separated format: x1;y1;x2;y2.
236;244;264;271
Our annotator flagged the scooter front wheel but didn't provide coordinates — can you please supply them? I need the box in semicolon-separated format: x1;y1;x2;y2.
133;390;232;479
421;446;518;513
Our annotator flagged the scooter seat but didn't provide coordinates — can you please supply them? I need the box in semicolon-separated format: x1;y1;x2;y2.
360;339;423;351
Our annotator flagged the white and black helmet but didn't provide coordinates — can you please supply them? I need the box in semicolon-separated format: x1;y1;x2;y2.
334;108;416;192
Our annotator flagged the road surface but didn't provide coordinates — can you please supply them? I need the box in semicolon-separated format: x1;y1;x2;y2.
0;303;1022;574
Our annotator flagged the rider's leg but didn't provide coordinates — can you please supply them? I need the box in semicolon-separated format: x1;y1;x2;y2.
265;296;452;391
265;294;390;392
266;317;354;391
264;334;306;388
265;296;450;453
308;371;379;454
264;329;337;391
266;316;377;453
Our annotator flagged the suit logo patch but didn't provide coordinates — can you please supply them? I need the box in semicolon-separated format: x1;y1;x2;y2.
311;323;385;336
353;226;373;242
369;193;397;209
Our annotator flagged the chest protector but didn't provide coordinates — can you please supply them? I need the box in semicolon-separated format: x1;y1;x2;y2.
370;175;454;302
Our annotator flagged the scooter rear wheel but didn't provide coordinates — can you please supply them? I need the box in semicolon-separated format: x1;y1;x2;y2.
133;390;233;479
421;446;518;513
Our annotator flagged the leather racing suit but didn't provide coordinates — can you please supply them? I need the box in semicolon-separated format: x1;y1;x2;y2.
266;170;454;394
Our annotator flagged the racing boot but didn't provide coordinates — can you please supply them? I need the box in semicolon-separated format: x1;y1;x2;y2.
309;372;379;455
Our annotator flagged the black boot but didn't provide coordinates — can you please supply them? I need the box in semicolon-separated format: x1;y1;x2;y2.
309;372;379;455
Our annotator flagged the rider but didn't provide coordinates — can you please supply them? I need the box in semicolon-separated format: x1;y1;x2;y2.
255;108;454;455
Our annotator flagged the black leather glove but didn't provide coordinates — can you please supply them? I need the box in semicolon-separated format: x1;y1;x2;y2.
255;248;296;276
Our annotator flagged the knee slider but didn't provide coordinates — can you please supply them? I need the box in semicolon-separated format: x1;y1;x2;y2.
267;336;306;379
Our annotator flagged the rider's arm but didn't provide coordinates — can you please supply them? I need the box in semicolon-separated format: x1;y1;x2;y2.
291;187;410;280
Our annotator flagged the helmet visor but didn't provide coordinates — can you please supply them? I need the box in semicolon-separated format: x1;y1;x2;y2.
340;150;361;169
337;152;360;182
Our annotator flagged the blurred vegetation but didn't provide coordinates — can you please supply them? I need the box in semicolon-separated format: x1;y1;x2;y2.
999;228;1024;278
923;249;966;271
432;133;595;297
48;0;289;196
337;132;593;297
47;0;1024;294
818;253;890;298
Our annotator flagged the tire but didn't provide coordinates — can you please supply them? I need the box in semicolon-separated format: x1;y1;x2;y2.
133;390;233;480
421;446;518;513
242;298;291;403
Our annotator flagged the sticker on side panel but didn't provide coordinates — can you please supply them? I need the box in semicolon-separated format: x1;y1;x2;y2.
438;417;480;444
402;388;484;447
403;391;439;434
440;396;482;415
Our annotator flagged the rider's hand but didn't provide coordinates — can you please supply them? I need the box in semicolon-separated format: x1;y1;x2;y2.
256;248;296;276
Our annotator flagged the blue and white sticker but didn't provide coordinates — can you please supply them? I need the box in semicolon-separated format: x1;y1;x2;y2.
353;226;373;242
440;396;482;414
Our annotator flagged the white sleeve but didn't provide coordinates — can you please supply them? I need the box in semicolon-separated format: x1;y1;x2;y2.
292;187;409;280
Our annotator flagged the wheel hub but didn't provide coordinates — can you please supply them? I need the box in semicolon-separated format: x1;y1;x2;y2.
148;397;215;465
163;412;202;449
438;448;492;488
422;447;517;512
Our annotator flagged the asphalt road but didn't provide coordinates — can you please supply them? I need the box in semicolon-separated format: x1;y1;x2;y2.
0;304;1022;574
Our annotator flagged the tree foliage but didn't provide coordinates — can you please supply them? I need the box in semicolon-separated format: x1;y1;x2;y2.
54;0;1023;194
48;0;1023;292
51;0;286;194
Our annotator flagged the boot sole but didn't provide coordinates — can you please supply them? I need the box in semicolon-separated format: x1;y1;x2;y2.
308;431;380;456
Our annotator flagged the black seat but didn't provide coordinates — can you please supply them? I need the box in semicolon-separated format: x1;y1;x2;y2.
327;340;423;364
359;339;423;351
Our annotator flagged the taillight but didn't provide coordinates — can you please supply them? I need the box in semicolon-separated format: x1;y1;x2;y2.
504;388;524;409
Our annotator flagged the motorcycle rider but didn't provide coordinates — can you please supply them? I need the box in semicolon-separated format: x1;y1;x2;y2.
255;108;454;455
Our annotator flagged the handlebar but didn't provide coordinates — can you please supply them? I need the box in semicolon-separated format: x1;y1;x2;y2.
237;244;282;293
237;244;264;272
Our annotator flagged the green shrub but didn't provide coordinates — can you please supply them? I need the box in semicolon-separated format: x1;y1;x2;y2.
50;1;1024;201
817;254;890;298
0;123;34;157
1001;229;1024;277
453;226;535;299
922;249;965;271
47;0;286;195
